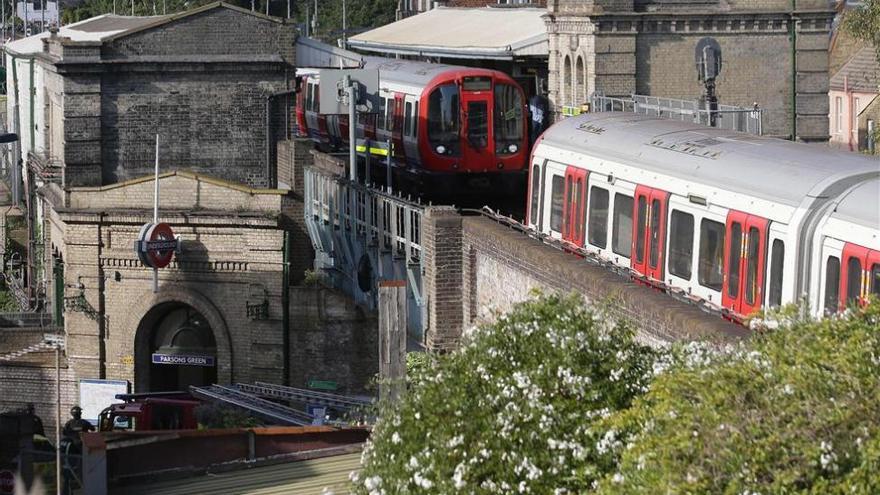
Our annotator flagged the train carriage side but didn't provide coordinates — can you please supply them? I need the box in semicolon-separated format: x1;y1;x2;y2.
528;113;880;322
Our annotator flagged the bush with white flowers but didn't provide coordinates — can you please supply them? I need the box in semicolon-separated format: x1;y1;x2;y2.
354;293;658;494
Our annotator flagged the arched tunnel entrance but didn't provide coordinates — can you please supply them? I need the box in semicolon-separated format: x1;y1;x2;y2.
135;302;218;392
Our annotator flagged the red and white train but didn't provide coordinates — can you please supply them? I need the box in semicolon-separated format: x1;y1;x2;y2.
527;112;880;320
296;57;529;191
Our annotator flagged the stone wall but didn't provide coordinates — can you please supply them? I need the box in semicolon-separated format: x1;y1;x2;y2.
545;2;834;141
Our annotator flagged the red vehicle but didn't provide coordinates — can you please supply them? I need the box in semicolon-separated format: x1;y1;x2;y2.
98;393;199;432
297;57;529;194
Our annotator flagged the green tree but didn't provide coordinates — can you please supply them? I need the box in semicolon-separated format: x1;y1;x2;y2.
843;0;880;60
596;302;880;494
354;294;658;494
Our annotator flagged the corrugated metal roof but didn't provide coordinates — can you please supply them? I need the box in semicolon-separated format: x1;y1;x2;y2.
348;6;548;60
830;47;880;92
113;452;362;495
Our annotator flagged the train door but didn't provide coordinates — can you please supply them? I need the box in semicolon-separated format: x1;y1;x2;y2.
295;78;307;136
392;93;406;162
722;210;768;316
631;185;669;281
839;243;880;308
562;166;588;247
460;77;494;172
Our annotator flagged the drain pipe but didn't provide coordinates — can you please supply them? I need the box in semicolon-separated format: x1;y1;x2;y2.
282;231;290;386
790;0;797;141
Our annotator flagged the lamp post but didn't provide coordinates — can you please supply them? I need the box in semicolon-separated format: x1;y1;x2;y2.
43;333;64;495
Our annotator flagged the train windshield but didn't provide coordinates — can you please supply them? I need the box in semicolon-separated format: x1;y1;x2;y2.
427;84;460;155
494;84;523;154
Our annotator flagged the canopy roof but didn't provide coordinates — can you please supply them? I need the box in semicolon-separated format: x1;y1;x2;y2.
348;6;548;60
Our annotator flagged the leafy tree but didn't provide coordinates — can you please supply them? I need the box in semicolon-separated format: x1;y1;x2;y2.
595;302;880;494
843;0;880;61
354;293;658;494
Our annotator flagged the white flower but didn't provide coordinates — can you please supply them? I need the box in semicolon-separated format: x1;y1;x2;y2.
612;473;624;484
364;475;382;491
391;432;401;444
413;472;433;489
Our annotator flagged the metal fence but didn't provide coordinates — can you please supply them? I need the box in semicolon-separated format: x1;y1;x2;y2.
588;93;763;136
304;166;426;339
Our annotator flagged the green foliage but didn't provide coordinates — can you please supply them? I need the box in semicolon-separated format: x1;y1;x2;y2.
194;402;260;429
354;293;658;494
843;0;880;63
0;282;19;312
595;302;880;494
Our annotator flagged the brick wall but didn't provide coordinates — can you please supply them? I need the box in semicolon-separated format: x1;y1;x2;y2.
420;210;748;350
0;362;77;436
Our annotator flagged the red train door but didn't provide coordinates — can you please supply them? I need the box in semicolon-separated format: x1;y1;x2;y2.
562;166;588;247
839;243;880;308
631;185;669;281
295;78;307;136
460;84;493;172
722;210;768;316
392;93;406;162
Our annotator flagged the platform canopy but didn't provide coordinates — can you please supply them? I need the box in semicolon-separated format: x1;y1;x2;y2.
347;6;548;60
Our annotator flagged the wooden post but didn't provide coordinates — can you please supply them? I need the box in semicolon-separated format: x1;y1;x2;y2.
378;280;407;402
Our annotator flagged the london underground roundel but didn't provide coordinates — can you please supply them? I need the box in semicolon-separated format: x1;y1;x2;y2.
135;222;178;269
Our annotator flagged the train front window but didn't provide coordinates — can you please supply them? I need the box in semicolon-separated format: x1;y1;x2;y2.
467;101;489;150
494;84;523;155
427;84;460;155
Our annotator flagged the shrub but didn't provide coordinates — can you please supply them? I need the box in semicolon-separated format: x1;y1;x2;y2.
596;303;880;494
354;293;658;494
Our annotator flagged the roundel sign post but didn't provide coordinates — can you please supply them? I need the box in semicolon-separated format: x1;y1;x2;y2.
134;222;180;291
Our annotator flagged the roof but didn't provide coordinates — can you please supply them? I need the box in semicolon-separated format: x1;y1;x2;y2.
296;36;364;69
830;47;880;93
115;452;362;495
348;6;548;60
4;2;282;57
538;113;880;208
831;177;880;229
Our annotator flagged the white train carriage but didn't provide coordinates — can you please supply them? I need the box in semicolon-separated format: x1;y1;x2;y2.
527;113;880;320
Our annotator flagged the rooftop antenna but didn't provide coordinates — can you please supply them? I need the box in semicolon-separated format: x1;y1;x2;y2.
695;37;722;127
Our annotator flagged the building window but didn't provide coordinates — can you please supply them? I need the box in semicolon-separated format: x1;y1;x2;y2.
824;256;840;314
575;56;585;106
698;219;725;291
668;210;694;280
612;193;633;257
550;175;564;233
588;186;609;249
563;55;572;107
768;239;784;307
835;96;843;133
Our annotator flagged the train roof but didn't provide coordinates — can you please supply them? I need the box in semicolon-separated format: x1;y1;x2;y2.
539;113;880;208
831;177;880;229
362;56;506;89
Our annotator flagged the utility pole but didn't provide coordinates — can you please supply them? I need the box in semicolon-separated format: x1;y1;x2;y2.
342;0;346;46
131;0;134;16
40;0;44;33
55;341;60;495
265;0;268;16
286;0;289;19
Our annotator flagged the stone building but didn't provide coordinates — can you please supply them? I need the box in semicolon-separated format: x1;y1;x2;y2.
544;0;836;141
0;3;375;428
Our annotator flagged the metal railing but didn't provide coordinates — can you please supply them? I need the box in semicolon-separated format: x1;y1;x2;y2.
588;93;763;136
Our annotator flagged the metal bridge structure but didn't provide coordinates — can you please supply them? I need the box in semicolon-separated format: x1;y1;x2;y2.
303;163;427;340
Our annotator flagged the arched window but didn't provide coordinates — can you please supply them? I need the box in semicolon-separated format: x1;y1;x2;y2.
576;55;585;105
563;54;572;107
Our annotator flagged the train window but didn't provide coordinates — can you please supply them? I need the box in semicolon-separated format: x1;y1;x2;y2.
550;175;564;233
305;84;313;111
467;101;489;149
588;186;609;249
427;84;460;155
744;227;760;305
378;98;388;130
575;178;584;242
313;85;320;112
412;102;419;137
669;210;694;280
612;194;633;257
768;240;784;307
635;197;647;263
698;219;725;291
872;264;880;296
846;256;862;305
649;199;661;269
494;84;523;155
530;164;541;225
404;101;413;136
824;256;840;314
727;222;742;298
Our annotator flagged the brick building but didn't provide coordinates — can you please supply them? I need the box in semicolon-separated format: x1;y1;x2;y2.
544;0;836;141
0;3;375;428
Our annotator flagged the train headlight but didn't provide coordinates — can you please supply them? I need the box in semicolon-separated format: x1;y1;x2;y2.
508;144;519;153
435;145;446;155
